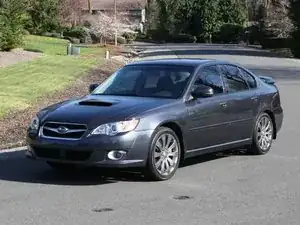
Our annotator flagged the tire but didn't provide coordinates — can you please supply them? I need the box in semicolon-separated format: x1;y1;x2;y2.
47;161;78;172
248;112;274;155
144;127;181;181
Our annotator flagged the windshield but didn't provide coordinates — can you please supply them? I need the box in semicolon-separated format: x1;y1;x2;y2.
91;64;195;99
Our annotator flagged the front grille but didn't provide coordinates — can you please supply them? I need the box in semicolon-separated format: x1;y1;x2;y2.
41;122;87;140
34;147;92;161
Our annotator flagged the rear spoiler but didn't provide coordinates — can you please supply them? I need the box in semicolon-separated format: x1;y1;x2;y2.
259;76;275;85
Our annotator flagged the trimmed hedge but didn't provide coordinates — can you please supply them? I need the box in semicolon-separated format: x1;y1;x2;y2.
147;29;197;43
245;25;261;45
260;37;292;49
169;34;197;43
217;23;244;44
291;30;300;58
63;27;87;43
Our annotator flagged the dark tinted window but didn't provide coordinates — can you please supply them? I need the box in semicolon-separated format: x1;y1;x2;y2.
194;66;224;94
239;68;257;89
92;65;194;99
220;65;249;93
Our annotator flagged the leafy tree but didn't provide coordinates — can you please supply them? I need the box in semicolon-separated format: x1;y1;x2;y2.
200;0;220;40
174;0;197;34
218;0;248;25
156;0;181;35
26;0;60;34
175;0;220;40
0;0;29;51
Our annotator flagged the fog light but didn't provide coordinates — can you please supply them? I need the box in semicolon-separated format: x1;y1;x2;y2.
107;150;127;160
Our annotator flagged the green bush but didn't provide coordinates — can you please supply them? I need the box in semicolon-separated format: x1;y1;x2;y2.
244;25;261;45
290;0;300;58
147;30;196;43
260;37;292;49
63;27;87;43
117;36;127;44
291;30;300;58
43;32;62;38
0;0;28;51
168;34;197;43
147;29;169;41
218;23;244;44
122;32;137;43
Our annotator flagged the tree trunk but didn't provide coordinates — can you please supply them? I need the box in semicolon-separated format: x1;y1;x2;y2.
88;0;92;14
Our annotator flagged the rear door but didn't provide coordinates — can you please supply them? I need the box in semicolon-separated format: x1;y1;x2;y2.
185;65;233;151
218;64;259;141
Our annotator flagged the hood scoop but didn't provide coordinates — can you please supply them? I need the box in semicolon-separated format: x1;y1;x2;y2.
78;99;114;107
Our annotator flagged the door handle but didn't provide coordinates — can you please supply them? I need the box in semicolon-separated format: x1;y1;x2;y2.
220;102;227;108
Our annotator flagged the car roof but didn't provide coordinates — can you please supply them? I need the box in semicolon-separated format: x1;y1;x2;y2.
126;58;217;67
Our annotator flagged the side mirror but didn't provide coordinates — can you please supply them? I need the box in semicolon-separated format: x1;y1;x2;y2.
89;83;99;93
191;85;214;99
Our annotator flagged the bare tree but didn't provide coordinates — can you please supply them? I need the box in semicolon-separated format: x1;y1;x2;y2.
247;0;292;37
59;0;83;27
87;0;92;14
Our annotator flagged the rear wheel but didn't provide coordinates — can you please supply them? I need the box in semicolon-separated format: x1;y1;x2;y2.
248;113;274;155
144;127;181;181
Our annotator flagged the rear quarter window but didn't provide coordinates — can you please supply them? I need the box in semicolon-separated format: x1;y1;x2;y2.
239;68;257;89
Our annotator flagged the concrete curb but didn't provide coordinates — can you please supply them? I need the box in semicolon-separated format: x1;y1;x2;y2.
0;146;27;153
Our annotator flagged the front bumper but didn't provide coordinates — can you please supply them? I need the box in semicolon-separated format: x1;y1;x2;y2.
26;129;154;168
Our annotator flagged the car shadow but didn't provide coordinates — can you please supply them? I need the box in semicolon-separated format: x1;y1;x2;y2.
180;148;249;168
0;151;146;186
0;149;249;185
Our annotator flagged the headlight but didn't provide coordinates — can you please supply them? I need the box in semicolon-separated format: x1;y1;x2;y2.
91;119;139;136
29;116;39;130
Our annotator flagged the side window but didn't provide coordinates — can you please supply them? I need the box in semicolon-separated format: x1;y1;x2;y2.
239;68;257;89
220;65;249;93
194;66;224;94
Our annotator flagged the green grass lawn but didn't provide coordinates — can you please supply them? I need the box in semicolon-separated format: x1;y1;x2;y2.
0;35;107;118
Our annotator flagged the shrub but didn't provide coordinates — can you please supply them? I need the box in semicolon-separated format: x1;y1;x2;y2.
218;23;244;44
122;32;137;43
117;36;127;44
43;32;62;38
290;0;300;58
83;20;92;28
0;0;28;51
244;25;261;45
291;30;300;58
168;34;197;43
147;29;169;41
63;26;87;43
23;29;30;35
260;37;292;49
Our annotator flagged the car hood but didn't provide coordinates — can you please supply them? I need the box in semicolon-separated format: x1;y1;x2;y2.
40;95;174;127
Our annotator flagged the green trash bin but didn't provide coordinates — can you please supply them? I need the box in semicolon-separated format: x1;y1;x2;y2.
71;46;80;55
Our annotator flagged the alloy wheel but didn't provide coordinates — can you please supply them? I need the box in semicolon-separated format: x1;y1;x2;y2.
153;133;179;177
256;115;273;151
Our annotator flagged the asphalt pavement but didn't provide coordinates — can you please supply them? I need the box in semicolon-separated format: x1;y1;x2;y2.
1;43;300;225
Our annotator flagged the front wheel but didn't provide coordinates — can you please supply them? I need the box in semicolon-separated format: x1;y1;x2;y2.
144;127;181;181
248;113;274;155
